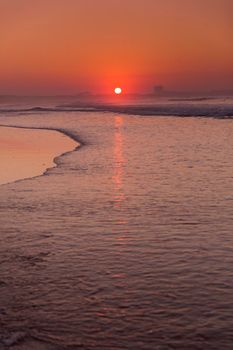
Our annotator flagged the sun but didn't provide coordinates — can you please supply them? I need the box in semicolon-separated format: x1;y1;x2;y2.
114;87;122;95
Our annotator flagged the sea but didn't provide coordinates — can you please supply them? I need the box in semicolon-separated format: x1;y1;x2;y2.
0;95;233;349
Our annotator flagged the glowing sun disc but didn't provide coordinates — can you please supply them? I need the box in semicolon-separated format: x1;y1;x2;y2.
114;87;122;94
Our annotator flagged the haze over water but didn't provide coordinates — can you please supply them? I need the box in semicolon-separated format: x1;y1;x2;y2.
0;98;233;349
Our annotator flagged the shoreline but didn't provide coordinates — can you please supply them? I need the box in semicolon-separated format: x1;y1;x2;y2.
0;125;80;186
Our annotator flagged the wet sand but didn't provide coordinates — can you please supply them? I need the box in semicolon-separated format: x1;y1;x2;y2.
0;126;78;185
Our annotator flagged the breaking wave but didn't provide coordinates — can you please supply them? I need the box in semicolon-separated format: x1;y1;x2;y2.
0;98;233;118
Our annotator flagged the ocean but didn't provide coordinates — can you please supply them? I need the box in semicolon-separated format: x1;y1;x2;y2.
0;96;233;349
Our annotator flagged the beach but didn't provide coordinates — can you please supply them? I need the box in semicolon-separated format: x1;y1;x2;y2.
1;0;233;347
0;107;233;349
0;126;78;185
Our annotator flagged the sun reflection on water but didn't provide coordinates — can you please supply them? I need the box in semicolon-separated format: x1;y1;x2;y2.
112;116;126;207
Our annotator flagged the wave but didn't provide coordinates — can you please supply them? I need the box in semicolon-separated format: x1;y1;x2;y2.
0;106;97;114
0;103;232;118
85;103;233;118
169;97;217;102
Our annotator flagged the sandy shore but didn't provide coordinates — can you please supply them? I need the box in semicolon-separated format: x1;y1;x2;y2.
0;126;78;185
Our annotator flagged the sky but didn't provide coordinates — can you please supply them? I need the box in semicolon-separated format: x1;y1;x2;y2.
0;0;232;95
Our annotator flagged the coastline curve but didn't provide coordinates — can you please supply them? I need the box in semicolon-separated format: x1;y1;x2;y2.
0;125;82;186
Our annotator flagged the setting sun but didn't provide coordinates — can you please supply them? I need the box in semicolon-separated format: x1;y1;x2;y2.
114;87;122;95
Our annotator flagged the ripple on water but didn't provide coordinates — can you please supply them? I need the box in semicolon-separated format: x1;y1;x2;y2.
0;113;233;349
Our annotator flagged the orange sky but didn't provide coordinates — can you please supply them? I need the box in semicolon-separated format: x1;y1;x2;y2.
0;0;232;94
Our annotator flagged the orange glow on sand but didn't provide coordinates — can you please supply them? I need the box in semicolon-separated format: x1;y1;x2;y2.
114;87;122;95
